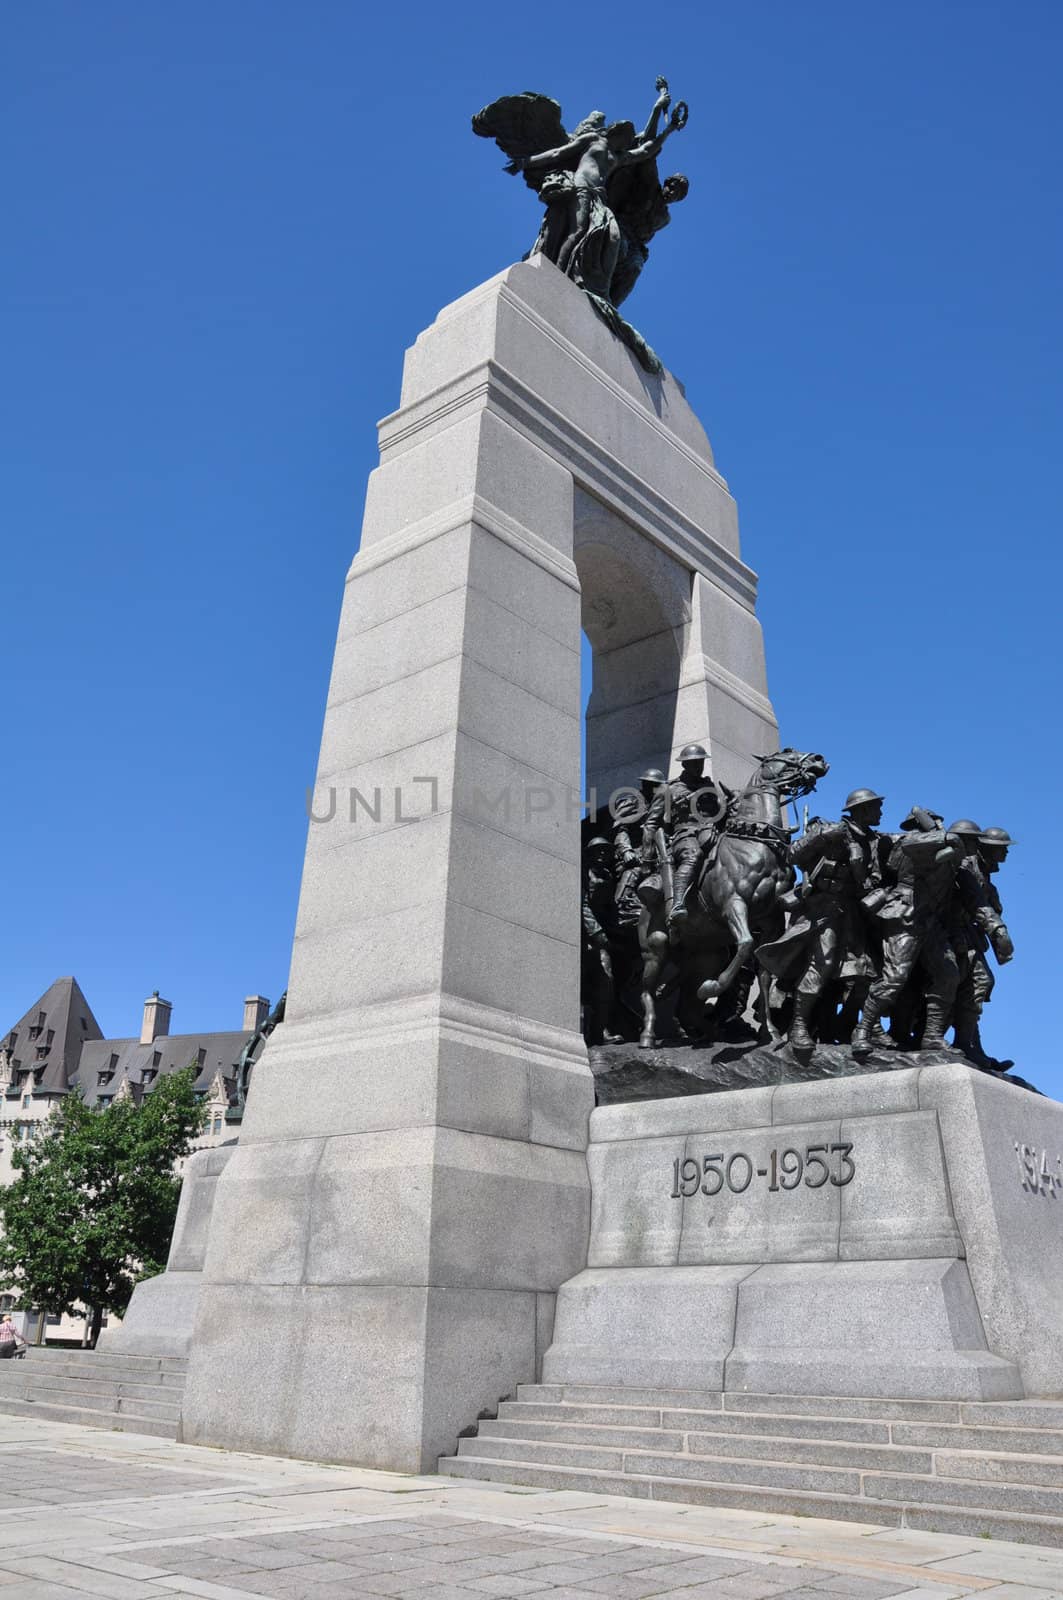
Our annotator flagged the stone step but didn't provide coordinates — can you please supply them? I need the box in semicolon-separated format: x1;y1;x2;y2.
485;1416;689;1452
724;1392;967;1423
7;1360;186;1389
503;1392;980;1429
0;1394;177;1438
492;1411;887;1447
459;1434;868;1495
964;1400;1063;1430
517;1382;723;1411
498;1399;686;1428
439;1453;1063;1547
665;1409;892;1443
0;1371;185;1404
478;1417;932;1474
862;1468;1063;1519
518;1384;978;1425
937;1449;1063;1489
25;1350;187;1377
47;1348;187;1368
893;1421;1063;1456
19;1384;181;1421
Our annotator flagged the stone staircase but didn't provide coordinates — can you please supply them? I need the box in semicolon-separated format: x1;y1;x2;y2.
0;1348;185;1438
440;1383;1063;1547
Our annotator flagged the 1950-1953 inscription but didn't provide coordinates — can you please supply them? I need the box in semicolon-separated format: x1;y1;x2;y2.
670;1143;856;1199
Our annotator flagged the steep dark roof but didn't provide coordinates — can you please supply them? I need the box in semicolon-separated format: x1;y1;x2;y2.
1;977;104;1096
73;1032;250;1104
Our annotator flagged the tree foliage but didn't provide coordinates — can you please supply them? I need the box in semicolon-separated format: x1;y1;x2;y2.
0;1069;207;1325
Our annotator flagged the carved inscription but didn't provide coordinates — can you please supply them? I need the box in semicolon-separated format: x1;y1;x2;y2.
1015;1142;1063;1196
670;1143;856;1199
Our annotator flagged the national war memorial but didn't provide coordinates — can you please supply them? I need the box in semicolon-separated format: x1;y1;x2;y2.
102;78;1063;1540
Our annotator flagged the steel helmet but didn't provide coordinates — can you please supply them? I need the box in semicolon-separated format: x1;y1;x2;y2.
586;836;612;852
947;819;983;836
678;743;708;763
639;767;666;785
981;826;1016;846
843;788;884;812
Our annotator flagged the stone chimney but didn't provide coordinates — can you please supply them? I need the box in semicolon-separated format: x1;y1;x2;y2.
140;991;172;1045
243;995;270;1033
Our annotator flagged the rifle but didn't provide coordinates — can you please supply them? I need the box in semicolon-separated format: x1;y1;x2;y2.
654;827;674;918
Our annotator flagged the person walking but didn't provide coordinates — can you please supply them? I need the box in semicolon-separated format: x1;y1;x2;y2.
0;1315;26;1359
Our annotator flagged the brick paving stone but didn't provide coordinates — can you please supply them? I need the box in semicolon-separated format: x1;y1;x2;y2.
493;1563;598;1586
462;1579;556;1597
227;1551;325;1572
814;1581;912;1598
577;1577;707;1599
771;1590;907;1600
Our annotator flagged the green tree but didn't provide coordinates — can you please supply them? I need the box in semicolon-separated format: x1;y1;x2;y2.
0;1068;207;1344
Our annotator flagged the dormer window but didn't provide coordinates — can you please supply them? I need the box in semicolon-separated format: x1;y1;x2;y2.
28;1027;41;1041
35;1046;49;1060
152;1051;161;1069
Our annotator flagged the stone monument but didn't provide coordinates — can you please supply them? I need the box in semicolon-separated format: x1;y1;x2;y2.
176;78;1060;1481
180;253;778;1470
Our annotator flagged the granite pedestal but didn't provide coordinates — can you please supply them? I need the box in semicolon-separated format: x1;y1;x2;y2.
544;1064;1063;1401
99;1144;235;1359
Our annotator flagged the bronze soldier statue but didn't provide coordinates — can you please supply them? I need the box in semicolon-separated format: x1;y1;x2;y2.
639;744;724;937
954;825;1015;1065
613;767;665;925
946;821;992;1063
761;787;888;1057
581;835;626;1044
852;808;970;1058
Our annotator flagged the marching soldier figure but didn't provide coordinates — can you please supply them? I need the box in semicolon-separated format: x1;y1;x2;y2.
946;821;993;1063
956;826;1016;1065
760;787;888;1055
613;767;666;926
851;807;1006;1059
639;744;724;936
581;835;626;1044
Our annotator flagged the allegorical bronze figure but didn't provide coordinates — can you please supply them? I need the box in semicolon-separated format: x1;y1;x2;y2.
473;77;689;373
580;750;1020;1090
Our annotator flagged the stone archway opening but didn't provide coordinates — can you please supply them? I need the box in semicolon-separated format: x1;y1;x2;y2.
574;488;689;807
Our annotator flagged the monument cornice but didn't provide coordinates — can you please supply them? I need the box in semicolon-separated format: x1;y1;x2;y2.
378;353;760;614
349;491;581;593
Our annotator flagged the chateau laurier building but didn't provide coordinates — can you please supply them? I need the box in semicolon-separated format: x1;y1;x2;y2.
0;976;270;1335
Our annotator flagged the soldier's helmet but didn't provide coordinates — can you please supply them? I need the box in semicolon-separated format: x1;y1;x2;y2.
586;836;612;853
899;806;944;831
981;826;1016;847
843;787;884;812
678;743;708;764
639;767;666;785
948;819;983;835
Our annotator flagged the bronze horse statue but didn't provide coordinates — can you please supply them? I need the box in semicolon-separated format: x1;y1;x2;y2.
636;748;828;1047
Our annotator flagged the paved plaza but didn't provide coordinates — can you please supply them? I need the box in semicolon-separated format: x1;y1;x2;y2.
0;1415;1059;1600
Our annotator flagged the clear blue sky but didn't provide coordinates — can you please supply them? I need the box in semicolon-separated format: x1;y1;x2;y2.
3;3;1061;1090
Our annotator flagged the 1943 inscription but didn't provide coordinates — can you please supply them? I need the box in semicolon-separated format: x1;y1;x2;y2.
670;1143;855;1199
1015;1142;1063;1196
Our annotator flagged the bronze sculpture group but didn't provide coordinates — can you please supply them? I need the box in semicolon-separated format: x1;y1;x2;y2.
473;78;690;372
582;748;1016;1073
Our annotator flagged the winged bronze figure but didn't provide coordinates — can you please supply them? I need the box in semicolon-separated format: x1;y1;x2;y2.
472;79;690;372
